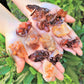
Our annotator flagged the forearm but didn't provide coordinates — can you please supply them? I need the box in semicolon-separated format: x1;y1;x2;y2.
0;4;20;36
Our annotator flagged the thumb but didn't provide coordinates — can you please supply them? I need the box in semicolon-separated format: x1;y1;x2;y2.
13;56;25;73
65;15;75;23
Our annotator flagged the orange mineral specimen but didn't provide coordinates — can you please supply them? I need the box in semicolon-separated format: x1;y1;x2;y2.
25;30;40;50
16;21;32;37
52;23;71;37
39;34;56;51
43;59;56;82
9;41;28;58
57;9;67;17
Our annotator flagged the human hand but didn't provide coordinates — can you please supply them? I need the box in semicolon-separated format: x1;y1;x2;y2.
0;4;25;73
0;0;83;81
0;4;65;81
12;0;83;56
11;0;83;81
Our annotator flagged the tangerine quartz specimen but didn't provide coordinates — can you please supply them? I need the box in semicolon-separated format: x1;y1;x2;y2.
43;59;57;81
25;29;40;50
52;23;71;37
39;34;56;51
16;21;32;37
9;41;28;58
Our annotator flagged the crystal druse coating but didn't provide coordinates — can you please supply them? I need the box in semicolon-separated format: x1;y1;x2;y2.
9;41;28;58
26;5;67;32
28;50;62;65
16;21;32;37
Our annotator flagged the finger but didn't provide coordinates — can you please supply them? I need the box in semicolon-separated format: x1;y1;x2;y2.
51;77;56;81
54;36;76;55
73;47;83;56
26;56;64;81
55;62;65;73
68;30;82;48
63;47;76;55
43;59;64;81
58;35;76;55
55;69;64;80
65;15;75;23
13;56;25;73
25;56;43;74
62;36;76;55
61;30;82;56
60;30;82;56
79;41;83;48
6;34;26;73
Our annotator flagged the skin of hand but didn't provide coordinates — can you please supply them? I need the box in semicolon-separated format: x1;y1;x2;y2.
0;4;25;73
0;4;65;81
11;0;82;80
12;0;83;56
12;0;75;23
12;0;82;81
0;0;83;81
12;0;83;80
